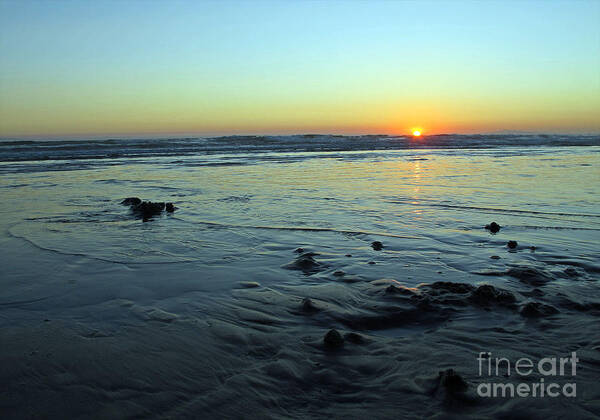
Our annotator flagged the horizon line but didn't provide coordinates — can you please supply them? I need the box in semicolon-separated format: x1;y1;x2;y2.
2;130;600;141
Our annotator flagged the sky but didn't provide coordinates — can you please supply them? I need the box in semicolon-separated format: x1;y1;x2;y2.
0;0;599;138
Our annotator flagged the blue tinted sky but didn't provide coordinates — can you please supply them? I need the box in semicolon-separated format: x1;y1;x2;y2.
1;0;599;137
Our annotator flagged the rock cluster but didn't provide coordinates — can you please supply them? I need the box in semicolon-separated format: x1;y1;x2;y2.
120;197;176;221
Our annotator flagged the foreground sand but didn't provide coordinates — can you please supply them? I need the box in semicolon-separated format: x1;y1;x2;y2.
2;233;600;419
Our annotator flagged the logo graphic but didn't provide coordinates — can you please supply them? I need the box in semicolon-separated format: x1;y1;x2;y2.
476;352;578;398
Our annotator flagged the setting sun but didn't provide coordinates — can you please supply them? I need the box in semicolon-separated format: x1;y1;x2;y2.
412;130;422;137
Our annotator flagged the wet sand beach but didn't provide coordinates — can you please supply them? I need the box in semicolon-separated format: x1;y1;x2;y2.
1;136;600;418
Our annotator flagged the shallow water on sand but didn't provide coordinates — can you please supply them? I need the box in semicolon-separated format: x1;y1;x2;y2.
1;142;599;418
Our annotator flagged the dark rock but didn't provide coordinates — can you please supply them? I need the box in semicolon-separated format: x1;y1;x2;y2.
470;284;516;305
283;252;323;273
333;270;345;277
345;254;352;257
344;332;365;344
439;369;468;393
371;241;383;251
165;202;176;212
507;240;518;249
521;302;559;318
132;201;165;220
121;197;141;206
428;281;474;294
485;222;501;233
490;255;500;260
506;266;553;286
323;329;344;349
301;297;319;313
294;247;305;254
368;261;376;265
294;253;319;268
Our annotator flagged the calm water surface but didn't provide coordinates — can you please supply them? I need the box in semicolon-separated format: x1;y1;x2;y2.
1;143;598;288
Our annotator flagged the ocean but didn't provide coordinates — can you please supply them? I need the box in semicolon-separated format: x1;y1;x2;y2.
1;134;599;418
